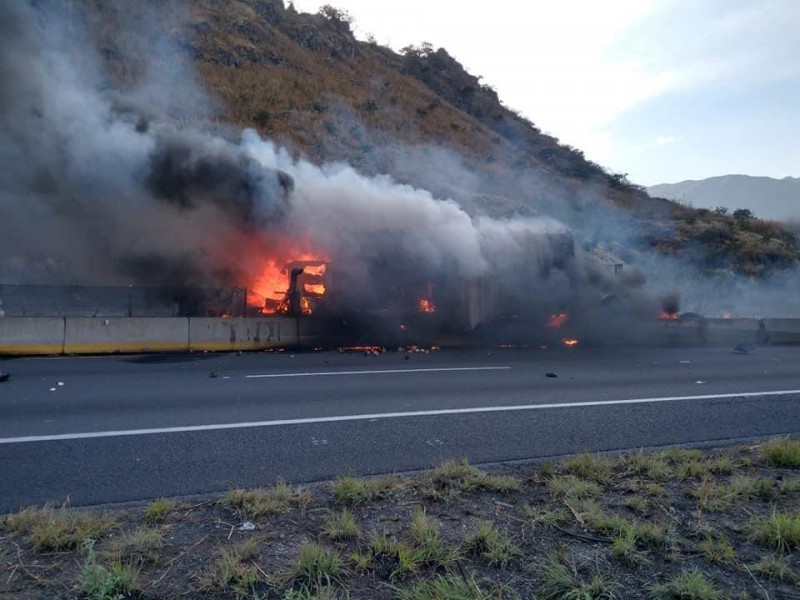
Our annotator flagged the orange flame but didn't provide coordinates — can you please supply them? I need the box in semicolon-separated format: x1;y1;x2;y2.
304;284;326;295
546;313;569;328
418;298;436;313
562;338;579;347
246;246;328;314
659;311;679;320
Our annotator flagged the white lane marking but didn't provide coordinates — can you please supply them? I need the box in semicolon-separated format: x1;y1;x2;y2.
1;389;799;445
245;366;512;378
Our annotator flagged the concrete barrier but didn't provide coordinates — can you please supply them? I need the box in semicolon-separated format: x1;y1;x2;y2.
189;317;296;352
700;318;764;345
0;317;65;355
658;318;703;346
4;315;800;357
763;319;800;345
63;317;189;354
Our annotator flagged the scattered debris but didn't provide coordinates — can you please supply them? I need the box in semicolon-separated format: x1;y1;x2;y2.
398;346;434;354
238;521;257;532
208;371;219;378
733;344;755;355
57;381;64;386
49;387;56;392
0;372;9;383
545;372;559;378
695;380;706;384
338;346;384;355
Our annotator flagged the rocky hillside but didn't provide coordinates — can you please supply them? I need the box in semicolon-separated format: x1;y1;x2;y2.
86;0;797;276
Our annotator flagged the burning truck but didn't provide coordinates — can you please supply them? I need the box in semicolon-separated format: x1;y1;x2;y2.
227;224;631;347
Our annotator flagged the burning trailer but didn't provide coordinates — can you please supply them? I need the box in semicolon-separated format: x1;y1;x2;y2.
222;229;620;346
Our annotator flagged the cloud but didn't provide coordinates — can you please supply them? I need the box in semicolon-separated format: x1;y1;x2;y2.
652;135;679;147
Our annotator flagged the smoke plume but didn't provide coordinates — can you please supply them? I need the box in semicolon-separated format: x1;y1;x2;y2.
6;0;790;341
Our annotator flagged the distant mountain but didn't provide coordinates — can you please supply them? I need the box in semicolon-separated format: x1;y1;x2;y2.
648;175;800;222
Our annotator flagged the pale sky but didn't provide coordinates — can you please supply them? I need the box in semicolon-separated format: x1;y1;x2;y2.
291;0;800;186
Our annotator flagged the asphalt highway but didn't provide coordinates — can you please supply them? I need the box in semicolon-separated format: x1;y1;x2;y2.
1;345;799;511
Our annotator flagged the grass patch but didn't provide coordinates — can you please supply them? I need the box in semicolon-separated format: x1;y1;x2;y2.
519;505;568;528
80;540;141;600
582;506;675;553
610;528;649;567
694;480;735;512
143;497;176;524
283;586;340;600
649;568;723;599
547;475;601;500
624;495;648;514
330;474;397;505
536;554;617;599
698;533;736;566
563;453;615;483
464;520;520;568
200;538;264;592
409;509;457;565
762;438;800;468
290;543;344;589
223;482;311;519
106;527;163;563
323;509;360;541
3;505;116;552
361;511;460;577
673;455;735;480
751;510;800;553
750;554;797;583
779;477;800;494
422;459;518;499
664;448;703;464
728;475;775;500
633;521;677;553
368;530;400;557
538;461;556;479
628;452;673;481
349;548;373;572
396;575;488;600
467;473;521;494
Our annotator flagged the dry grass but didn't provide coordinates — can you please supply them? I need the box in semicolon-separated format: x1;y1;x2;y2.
3;505;116;552
222;482;311;518
761;438;800;468
105;527;163;564
5;439;800;599
331;474;399;505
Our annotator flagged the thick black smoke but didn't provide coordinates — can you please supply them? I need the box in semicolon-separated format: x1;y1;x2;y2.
0;0;290;288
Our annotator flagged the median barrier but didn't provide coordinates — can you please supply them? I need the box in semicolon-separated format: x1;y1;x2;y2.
188;317;295;351
763;319;800;344
0;317;65;355
63;317;189;354
652;318;703;346
700;318;763;345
